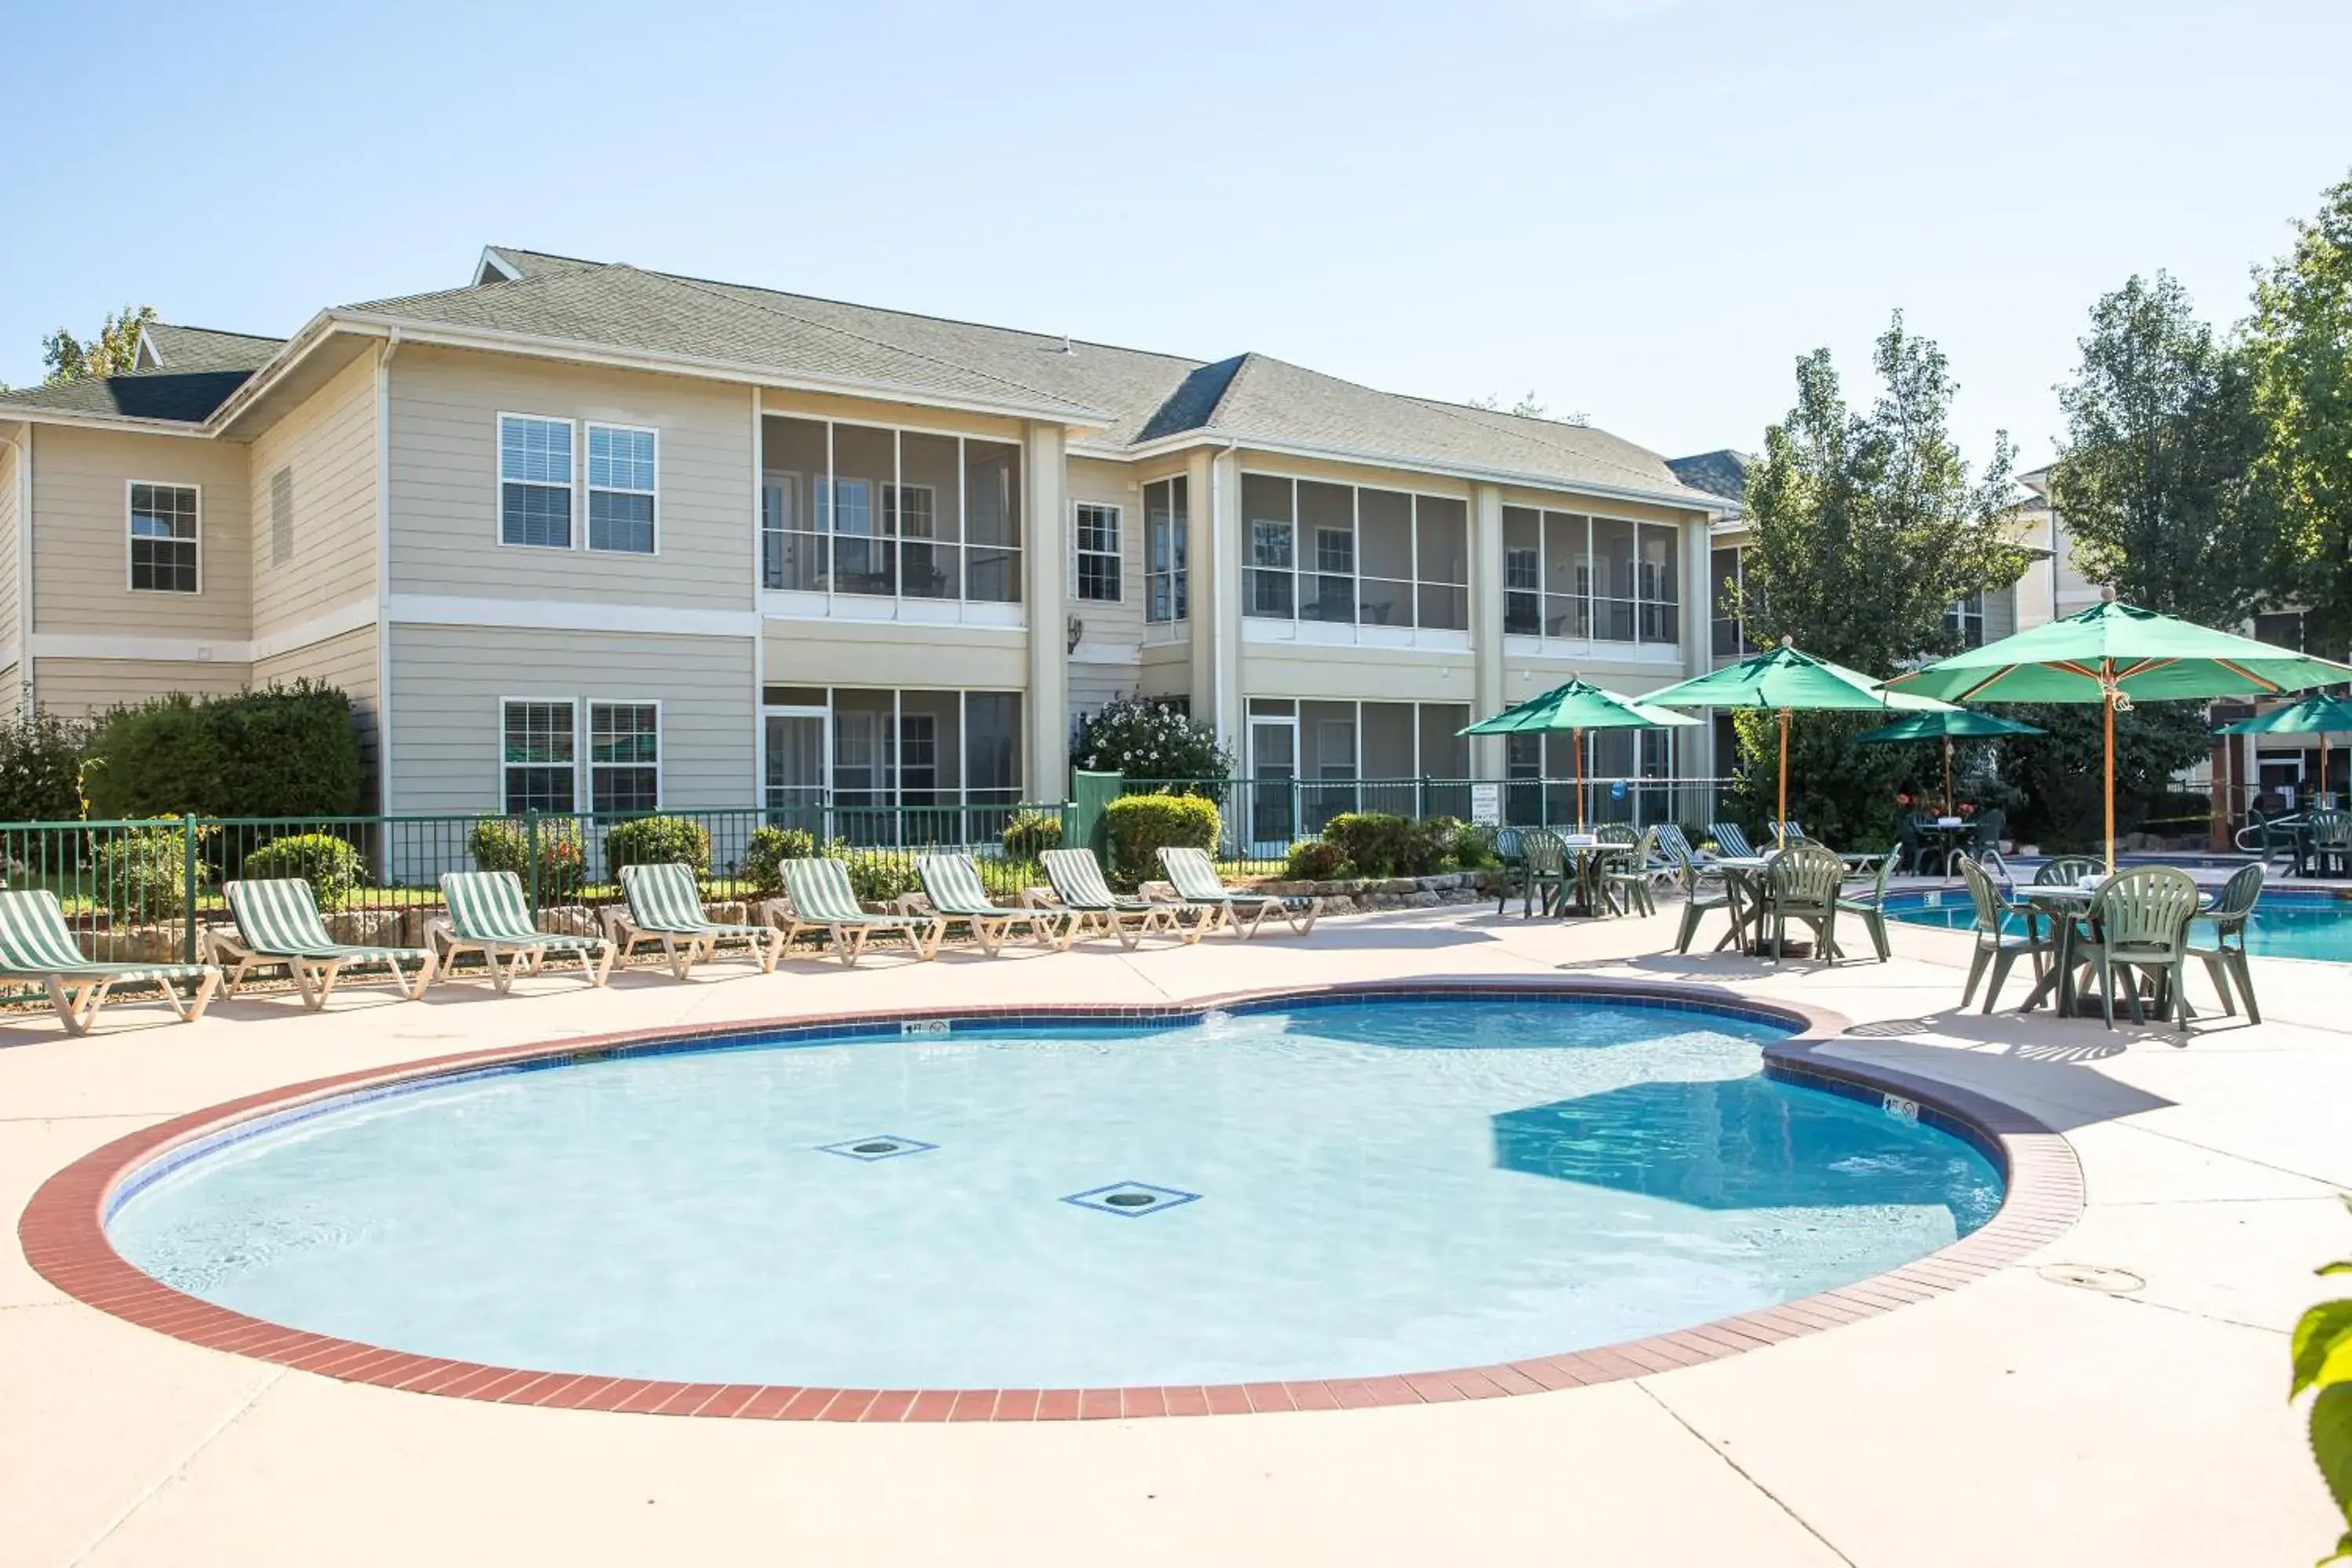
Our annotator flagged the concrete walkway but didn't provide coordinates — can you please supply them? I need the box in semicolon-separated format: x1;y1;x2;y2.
2;905;2344;1566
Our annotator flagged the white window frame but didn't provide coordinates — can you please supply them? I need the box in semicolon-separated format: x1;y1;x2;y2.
1143;477;1189;626
125;480;202;594
1237;471;1471;644
584;423;659;555
1946;591;1985;649
586;698;663;812
496;412;578;551
499;696;579;813
1073;501;1122;603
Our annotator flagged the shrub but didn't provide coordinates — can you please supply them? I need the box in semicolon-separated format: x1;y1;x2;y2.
739;826;818;896
466;817;586;902
83;681;362;818
1319;811;1456;877
90;819;209;922
241;832;366;909
1102;792;1220;885
602;815;711;881
1001;809;1063;859
839;848;917;906
0;710;92;823
1073;698;1234;784
1403;815;1461;877
1447;820;1498;869
1284;839;1351;880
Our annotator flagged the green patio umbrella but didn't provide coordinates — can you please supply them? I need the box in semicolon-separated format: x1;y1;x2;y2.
1889;596;2352;871
1851;709;2045;818
1458;677;1697;830
1643;638;1951;848
2214;692;2352;809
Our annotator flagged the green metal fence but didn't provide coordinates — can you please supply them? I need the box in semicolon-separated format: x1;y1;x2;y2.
0;801;1071;967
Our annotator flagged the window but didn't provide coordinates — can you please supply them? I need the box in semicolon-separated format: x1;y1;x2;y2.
1711;546;1748;657
128;483;201;593
2254;611;2307;652
499;415;574;548
586;425;656;554
1144;477;1188;623
589;702;660;811
269;467;293;568
1074;502;1121;602
762;687;1025;830
1946;592;1984;648
501;700;576;812
1500;506;1679;646
1241;474;1468;634
760;418;1020;606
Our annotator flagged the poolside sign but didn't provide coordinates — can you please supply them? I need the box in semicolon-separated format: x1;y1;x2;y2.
1470;783;1501;825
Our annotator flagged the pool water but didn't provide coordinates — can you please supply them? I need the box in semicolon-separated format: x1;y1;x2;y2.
1888;889;2352;963
108;998;2002;1388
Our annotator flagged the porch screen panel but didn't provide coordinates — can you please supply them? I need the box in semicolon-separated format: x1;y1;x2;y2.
1356;489;1413;628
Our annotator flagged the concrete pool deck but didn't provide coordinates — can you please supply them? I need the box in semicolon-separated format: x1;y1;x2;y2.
3;904;2346;1565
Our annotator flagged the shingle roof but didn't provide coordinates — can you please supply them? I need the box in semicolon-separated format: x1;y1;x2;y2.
0;367;257;423
137;322;285;372
1666;449;1753;504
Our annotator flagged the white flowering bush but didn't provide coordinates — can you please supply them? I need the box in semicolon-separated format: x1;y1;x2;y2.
1072;698;1233;783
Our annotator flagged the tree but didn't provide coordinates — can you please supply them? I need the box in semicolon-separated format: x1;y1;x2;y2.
41;304;156;384
2247;169;2352;656
1737;313;2027;676
2049;273;2276;626
1467;391;1592;425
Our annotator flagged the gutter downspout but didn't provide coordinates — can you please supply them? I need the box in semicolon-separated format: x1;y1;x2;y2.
373;332;401;817
2;422;31;717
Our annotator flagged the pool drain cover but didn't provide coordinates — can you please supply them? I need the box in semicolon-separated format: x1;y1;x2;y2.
816;1134;937;1162
1062;1181;1200;1218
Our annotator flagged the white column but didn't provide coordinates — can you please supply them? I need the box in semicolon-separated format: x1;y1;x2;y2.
1683;517;1714;774
1024;421;1070;798
1185;447;1216;731
1471;483;1506;777
1210;448;1244;754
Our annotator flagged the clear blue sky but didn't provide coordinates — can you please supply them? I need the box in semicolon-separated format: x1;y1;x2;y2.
6;0;2348;473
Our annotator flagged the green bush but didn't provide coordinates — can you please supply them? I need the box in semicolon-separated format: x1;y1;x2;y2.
0;710;92;823
241;832;366;909
1103;792;1220;885
739;826;818;896
1284;839;1351;880
466;817;587;902
1001;809;1063;859
83;681;363;819
1319;812;1455;877
1446;819;1498;869
90;820;209;922
839;848;917;906
602;815;711;880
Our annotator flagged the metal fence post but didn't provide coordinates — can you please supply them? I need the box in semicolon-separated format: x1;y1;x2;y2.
524;808;540;920
182;817;200;963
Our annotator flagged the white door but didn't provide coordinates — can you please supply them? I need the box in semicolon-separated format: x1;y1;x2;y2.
764;712;827;837
1248;717;1298;851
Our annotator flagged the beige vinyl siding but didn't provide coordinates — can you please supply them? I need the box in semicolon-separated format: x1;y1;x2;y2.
1984;583;2018;644
254;625;380;795
0;435;17;652
1243;644;1478;706
30;425;251;638
387;623;754;814
249;353;377;637
388;345;752;610
763;618;1028;691
1065;458;1144;648
32;656;252;717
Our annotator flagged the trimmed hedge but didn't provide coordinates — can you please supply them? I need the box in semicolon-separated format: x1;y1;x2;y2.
241;832;366;909
1320;811;1454;877
602;815;711;880
1283;839;1350;880
739;826;817;896
467;817;586;902
1103;792;1219;885
82;681;362;819
1001;808;1063;859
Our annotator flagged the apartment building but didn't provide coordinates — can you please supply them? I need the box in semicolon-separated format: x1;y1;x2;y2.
0;247;1733;820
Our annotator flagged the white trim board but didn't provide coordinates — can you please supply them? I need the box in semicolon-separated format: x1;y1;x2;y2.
387;593;757;638
25;596;379;668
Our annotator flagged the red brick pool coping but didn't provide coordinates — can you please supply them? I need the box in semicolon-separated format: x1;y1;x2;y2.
18;978;2083;1421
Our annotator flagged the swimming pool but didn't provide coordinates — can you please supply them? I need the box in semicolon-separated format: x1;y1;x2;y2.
104;993;2002;1391
1887;888;2352;963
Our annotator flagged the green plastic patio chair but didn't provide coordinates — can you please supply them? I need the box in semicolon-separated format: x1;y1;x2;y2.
1835;851;1896;963
917;853;1073;956
769;858;946;966
2072;866;2202;1029
1599;826;1658;917
1760;842;1845;963
610;862;786;979
1033;848;1201;948
434;870;615;992
1710;822;1758;859
0;888;220;1035
1157;846;1321;938
212;877;437;1007
2035;856;2101;885
2310;809;2352;877
2187;862;2264;1025
1670;848;1737;954
1490;826;1532;914
1957;855;2044;1013
1517;829;1568;918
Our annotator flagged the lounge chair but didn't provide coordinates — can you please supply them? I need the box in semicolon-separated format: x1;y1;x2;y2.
765;857;946;966
1031;848;1200;948
0;888;219;1034
209;878;437;1007
1710;822;1759;859
606;862;786;978
432;870;615;992
1157;846;1320;938
916;854;1073;955
1766;818;1808;845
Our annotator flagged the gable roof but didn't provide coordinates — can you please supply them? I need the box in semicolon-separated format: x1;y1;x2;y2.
135;322;285;372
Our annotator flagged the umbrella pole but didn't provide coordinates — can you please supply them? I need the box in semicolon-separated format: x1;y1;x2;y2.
1575;728;1586;832
1777;710;1790;850
1944;736;1955;819
2103;676;2117;876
